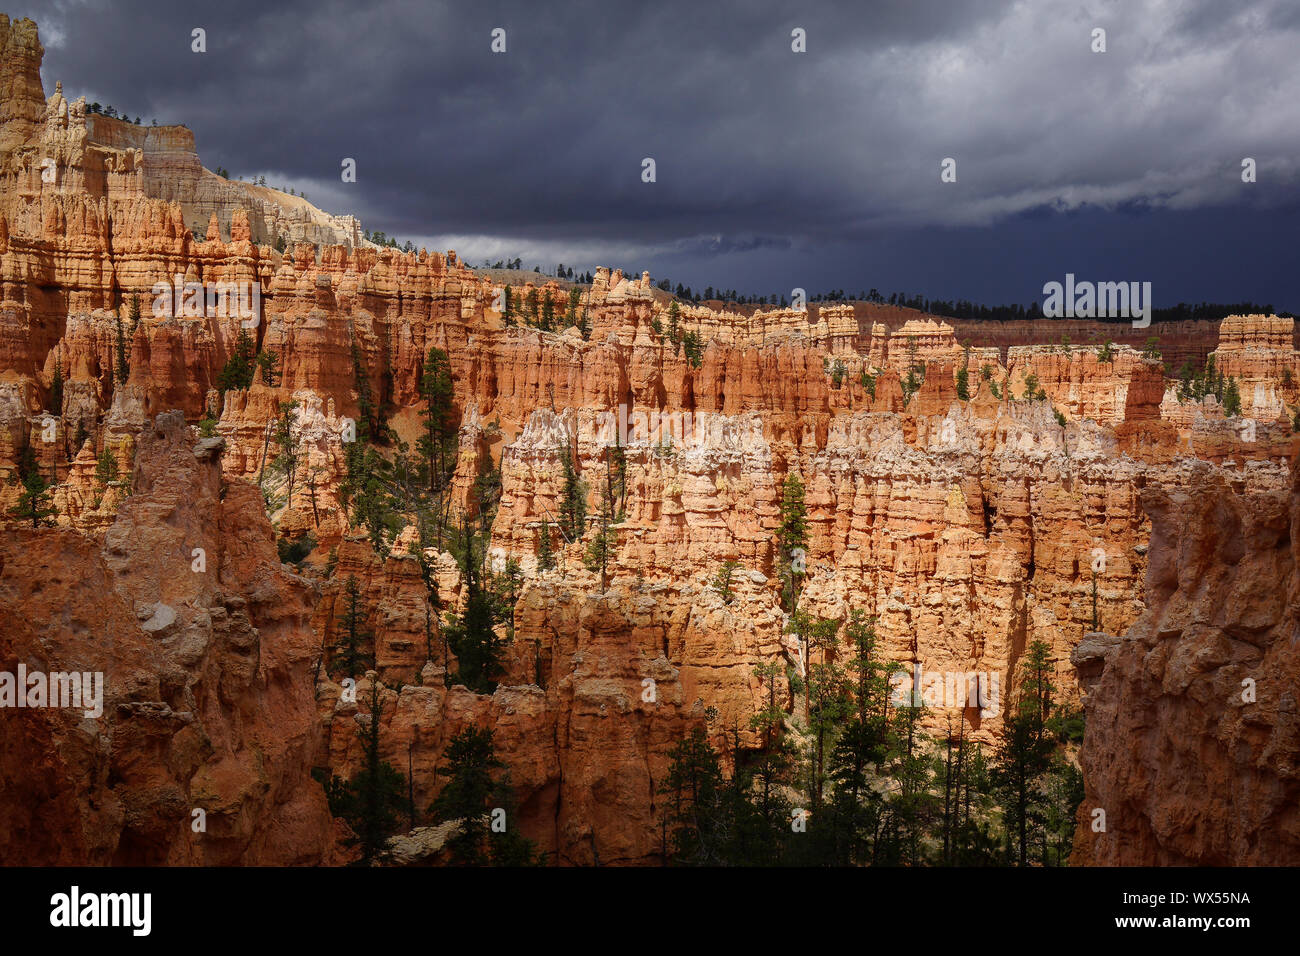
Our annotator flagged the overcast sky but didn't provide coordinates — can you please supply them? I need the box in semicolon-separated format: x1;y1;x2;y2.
16;0;1300;309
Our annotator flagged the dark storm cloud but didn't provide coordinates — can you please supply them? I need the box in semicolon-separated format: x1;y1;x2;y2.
13;0;1300;307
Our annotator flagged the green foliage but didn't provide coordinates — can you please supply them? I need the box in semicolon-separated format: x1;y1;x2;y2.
860;369;876;397
583;456;621;586
473;460;503;532
8;441;57;528
1020;372;1045;401
656;619;1084;868
1222;377;1242;416
775;471;808;611
217;327;257;393
1053;408;1066;427
331;576;374;677
681;330;704;368
114;295;139;386
711;558;742;605
558;443;587;543
277;532;316;567
95;447;119;486
901;335;925;404
49;361;64;415
198;415;218;437
991;639;1076;866
339;441;403;557
1141;336;1161;360
443;522;505;694
430;726;544;866
565;287;581;327
537;518;556;571
955;365;970;400
1176;355;1242;415
830;359;846;389
351;332;377;441
255;349;279;387
1096;339;1115;363
271;400;300;503
417;346;457;513
324;679;408;865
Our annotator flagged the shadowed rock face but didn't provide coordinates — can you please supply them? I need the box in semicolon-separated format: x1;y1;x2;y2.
1072;462;1300;865
0;411;336;864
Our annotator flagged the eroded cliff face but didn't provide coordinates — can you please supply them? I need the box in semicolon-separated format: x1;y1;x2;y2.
1;15;1297;866
1071;463;1300;865
0;411;336;864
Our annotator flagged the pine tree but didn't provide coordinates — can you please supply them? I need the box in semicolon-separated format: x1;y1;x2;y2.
49;361;64;417
775;471;808;610
583;480;616;588
114;311;129;385
993;639;1056;865
323;679;407;865
658;726;728;865
566;287;581;327
272;400;299;506
417;347;456;537
558;443;586;542
825;612;895;864
332;576;374;677
217;327;256;393
711;559;741;604
537;519;556;571
255;349;279;387
95;448;119;487
430;726;543;865
351;333;375;441
8;441;57;528
443;522;504;693
1223;377;1242;416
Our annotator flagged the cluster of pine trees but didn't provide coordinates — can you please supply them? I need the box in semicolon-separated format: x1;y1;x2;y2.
658;623;1083;867
321;682;543;866
647;301;703;367
660;473;1085;866
314;339;545;863
1175;355;1242;414
501;285;590;338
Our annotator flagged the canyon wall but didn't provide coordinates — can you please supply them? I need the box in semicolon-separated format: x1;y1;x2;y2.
1071;461;1300;864
0;412;337;863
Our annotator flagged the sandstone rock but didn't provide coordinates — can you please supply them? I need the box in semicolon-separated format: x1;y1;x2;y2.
1072;467;1300;864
